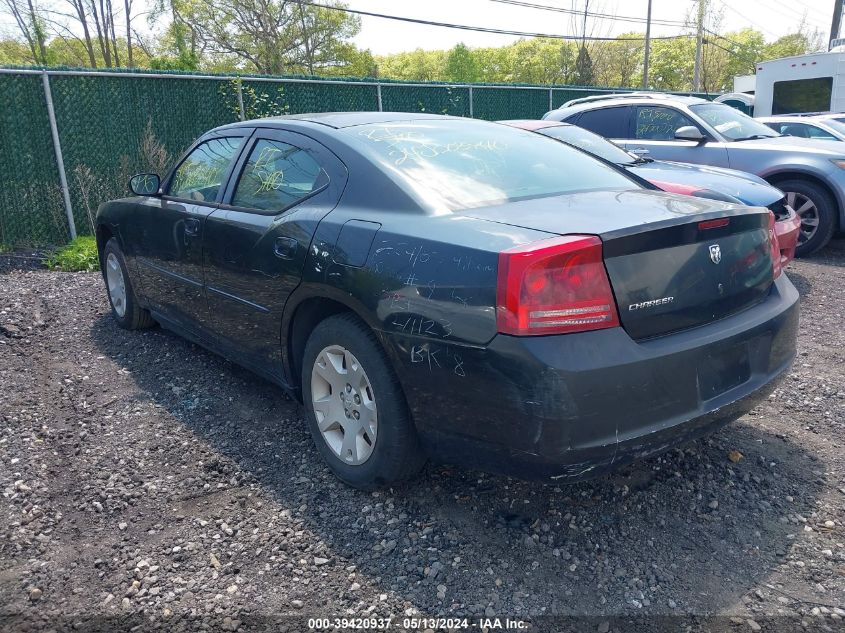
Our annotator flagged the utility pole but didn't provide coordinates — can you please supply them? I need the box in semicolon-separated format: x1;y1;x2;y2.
582;0;590;49
831;0;844;49
693;0;706;92
642;0;653;89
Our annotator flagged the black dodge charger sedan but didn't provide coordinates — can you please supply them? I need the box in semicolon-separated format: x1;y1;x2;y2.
96;112;798;489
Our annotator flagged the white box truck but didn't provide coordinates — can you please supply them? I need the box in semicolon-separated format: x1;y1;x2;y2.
753;50;845;117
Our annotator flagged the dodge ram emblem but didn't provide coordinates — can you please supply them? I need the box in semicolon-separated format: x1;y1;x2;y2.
709;244;722;264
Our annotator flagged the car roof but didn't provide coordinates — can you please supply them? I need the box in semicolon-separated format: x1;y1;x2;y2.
498;119;571;131
550;93;711;117
759;115;838;124
217;111;458;131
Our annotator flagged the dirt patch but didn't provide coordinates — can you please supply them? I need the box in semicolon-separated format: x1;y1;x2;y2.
1;241;844;632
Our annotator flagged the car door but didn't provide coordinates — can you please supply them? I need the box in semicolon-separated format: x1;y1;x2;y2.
622;105;730;167
132;131;249;331
202;129;348;375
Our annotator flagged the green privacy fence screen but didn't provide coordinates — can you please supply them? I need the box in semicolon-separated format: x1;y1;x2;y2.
0;66;715;248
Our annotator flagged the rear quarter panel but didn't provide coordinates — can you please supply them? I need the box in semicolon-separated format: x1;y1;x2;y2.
288;207;553;396
96;197;145;276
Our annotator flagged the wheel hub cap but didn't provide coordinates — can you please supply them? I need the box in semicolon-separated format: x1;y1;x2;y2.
105;252;127;318
785;191;820;245
310;345;378;465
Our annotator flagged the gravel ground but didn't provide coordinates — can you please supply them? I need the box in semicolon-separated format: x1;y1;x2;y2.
1;242;844;633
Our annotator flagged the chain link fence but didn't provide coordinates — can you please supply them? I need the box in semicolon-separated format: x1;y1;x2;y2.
0;67;715;248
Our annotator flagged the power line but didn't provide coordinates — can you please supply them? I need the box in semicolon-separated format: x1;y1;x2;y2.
297;1;694;41
712;0;779;37
703;36;757;65
704;29;745;49
759;0;829;25
487;0;688;27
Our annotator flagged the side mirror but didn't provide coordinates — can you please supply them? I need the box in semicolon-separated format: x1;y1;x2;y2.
129;173;161;196
674;126;706;143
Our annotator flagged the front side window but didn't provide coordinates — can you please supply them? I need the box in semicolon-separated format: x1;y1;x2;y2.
231;139;327;211
345;120;637;211
689;103;779;141
169;137;243;202
635;106;698;141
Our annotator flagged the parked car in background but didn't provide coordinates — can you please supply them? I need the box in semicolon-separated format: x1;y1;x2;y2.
96;113;798;490
543;93;845;256
759;114;845;142
500;119;800;265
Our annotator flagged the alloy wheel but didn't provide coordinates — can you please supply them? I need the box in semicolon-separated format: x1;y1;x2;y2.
105;252;127;318
310;345;378;465
785;191;820;245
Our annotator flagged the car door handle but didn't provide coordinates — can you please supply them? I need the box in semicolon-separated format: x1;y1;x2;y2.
184;218;200;237
274;237;298;259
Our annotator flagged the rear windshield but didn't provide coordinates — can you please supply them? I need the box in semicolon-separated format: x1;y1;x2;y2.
538;124;638;165
344;120;637;211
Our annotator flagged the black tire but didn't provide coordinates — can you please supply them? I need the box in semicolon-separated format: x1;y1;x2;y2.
775;179;837;258
102;238;155;330
302;313;425;490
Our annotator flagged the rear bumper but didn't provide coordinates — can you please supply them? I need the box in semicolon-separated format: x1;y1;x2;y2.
387;274;799;481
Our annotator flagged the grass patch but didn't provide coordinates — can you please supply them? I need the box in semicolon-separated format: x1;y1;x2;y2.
46;236;100;272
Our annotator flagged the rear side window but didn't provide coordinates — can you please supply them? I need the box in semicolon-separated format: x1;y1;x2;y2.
169;137;243;202
571;106;630;138
231;139;327;211
635;107;698;140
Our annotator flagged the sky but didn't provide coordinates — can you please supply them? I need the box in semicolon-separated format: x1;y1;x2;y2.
344;0;835;54
0;0;836;54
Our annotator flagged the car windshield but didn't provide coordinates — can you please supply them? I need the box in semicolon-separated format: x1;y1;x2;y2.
345;120;637;211
537;124;639;165
690;103;780;141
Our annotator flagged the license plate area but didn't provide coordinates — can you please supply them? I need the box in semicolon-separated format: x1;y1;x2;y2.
698;343;751;401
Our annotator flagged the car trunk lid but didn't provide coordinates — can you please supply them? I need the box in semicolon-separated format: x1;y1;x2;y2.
461;189;775;340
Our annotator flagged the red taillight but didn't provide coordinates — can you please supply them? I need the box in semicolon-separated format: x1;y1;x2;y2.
698;218;730;230
768;211;782;279
496;235;620;336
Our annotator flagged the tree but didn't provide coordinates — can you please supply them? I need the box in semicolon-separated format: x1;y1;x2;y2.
148;0;204;70
444;43;478;83
187;0;359;75
318;45;376;77
504;38;576;85
575;45;593;85
648;37;696;91
57;0;96;65
375;49;446;81
0;38;31;64
592;33;645;88
3;0;49;64
292;0;360;75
